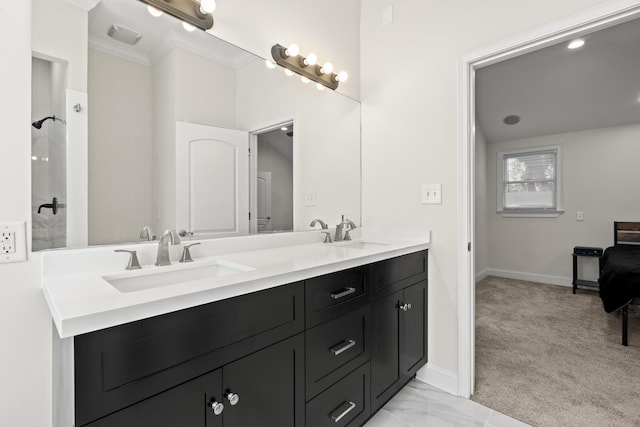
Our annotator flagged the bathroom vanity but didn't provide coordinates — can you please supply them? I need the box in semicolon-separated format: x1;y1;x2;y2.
42;230;429;426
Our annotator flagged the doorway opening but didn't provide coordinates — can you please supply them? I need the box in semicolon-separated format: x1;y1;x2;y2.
249;121;295;234
458;0;640;398
31;55;68;251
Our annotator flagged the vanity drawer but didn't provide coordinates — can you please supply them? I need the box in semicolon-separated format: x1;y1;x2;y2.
306;305;370;400
372;250;427;297
74;281;304;426
306;265;370;327
306;361;370;427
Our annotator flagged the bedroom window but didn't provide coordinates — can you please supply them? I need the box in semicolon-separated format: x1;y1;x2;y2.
497;146;564;217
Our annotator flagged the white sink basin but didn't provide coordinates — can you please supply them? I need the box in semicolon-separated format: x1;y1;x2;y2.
103;260;254;293
329;240;390;250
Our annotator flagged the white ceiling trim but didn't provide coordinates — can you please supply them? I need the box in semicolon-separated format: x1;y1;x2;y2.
65;0;100;11
88;35;151;67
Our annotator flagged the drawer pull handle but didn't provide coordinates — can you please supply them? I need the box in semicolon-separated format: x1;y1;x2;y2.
330;287;356;300
330;339;356;356
330;400;356;423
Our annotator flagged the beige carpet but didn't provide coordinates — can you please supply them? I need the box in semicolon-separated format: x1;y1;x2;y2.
472;276;640;427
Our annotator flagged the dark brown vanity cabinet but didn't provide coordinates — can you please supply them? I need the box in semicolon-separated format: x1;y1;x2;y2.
71;250;428;427
371;251;428;413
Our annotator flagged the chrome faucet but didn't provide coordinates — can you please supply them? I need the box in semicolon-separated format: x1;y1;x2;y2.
155;229;181;266
310;218;332;243
335;217;357;242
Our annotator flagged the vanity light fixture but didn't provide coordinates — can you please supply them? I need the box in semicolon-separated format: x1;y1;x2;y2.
270;43;348;90
147;5;163;17
137;0;214;30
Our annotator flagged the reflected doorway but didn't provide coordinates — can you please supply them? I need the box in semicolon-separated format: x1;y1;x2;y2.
250;122;294;234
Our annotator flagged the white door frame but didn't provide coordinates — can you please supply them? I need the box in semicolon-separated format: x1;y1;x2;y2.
457;0;640;398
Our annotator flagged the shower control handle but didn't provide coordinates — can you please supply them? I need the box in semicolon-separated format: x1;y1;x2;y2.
37;197;58;215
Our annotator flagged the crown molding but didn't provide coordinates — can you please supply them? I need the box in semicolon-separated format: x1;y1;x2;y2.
88;36;151;67
65;0;100;11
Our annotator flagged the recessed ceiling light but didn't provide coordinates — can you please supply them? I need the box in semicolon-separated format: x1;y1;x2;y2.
568;38;585;49
281;126;288;131
503;115;520;125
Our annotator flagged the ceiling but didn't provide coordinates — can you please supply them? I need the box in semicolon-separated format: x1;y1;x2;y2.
476;16;640;143
88;0;254;67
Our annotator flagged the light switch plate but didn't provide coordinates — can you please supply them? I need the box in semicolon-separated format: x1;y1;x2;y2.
422;184;442;204
0;221;27;263
382;5;393;27
304;192;317;207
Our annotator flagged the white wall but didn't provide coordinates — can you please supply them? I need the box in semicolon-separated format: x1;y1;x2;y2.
88;49;153;245
0;1;53;426
360;0;610;377
484;123;640;282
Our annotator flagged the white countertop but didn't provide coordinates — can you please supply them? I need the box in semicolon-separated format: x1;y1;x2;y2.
42;228;430;338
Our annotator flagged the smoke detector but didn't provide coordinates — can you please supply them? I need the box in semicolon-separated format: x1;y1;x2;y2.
107;24;142;45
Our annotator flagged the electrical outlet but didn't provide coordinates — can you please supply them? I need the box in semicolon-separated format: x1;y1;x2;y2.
422;184;442;204
1;231;15;254
0;222;27;263
304;192;317;207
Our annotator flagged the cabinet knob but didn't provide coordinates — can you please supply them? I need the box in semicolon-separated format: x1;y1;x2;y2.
225;391;240;406
209;399;224;416
400;303;412;311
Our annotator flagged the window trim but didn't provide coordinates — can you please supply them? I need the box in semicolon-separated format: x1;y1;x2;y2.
496;145;564;218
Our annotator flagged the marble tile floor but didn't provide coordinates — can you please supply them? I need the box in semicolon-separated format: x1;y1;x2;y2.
365;380;530;427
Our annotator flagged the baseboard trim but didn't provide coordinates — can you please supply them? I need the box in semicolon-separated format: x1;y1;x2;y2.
475;269;489;283
484;268;572;287
416;363;459;396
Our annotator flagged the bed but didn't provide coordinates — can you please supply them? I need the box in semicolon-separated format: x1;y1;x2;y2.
598;222;640;346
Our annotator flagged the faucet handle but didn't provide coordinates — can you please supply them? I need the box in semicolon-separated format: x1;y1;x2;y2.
321;230;333;243
139;226;156;241
343;221;357;241
114;250;142;270
180;243;201;263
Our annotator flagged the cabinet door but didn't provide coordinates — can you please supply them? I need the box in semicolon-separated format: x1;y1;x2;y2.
86;369;223;427
222;334;305;427
400;281;427;378
370;289;402;412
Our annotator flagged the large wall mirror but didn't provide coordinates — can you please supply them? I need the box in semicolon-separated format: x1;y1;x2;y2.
79;0;361;246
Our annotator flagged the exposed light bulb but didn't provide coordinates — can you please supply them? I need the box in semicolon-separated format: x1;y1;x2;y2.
568;38;585;49
182;22;196;32
286;43;300;57
265;59;277;69
316;83;325;91
284;69;294;77
305;53;318;66
199;0;216;14
147;5;163;17
320;62;333;75
301;76;310;84
336;71;349;82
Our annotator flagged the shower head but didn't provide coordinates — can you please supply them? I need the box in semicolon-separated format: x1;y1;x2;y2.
31;115;57;129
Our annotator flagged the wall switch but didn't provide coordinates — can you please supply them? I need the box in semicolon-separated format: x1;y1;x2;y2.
304;192;317;207
576;211;584;221
422;184;442;204
0;222;27;264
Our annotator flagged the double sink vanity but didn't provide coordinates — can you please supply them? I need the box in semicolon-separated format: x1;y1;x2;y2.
42;228;430;426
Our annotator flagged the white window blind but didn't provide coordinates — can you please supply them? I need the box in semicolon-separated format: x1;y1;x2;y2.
497;146;563;216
